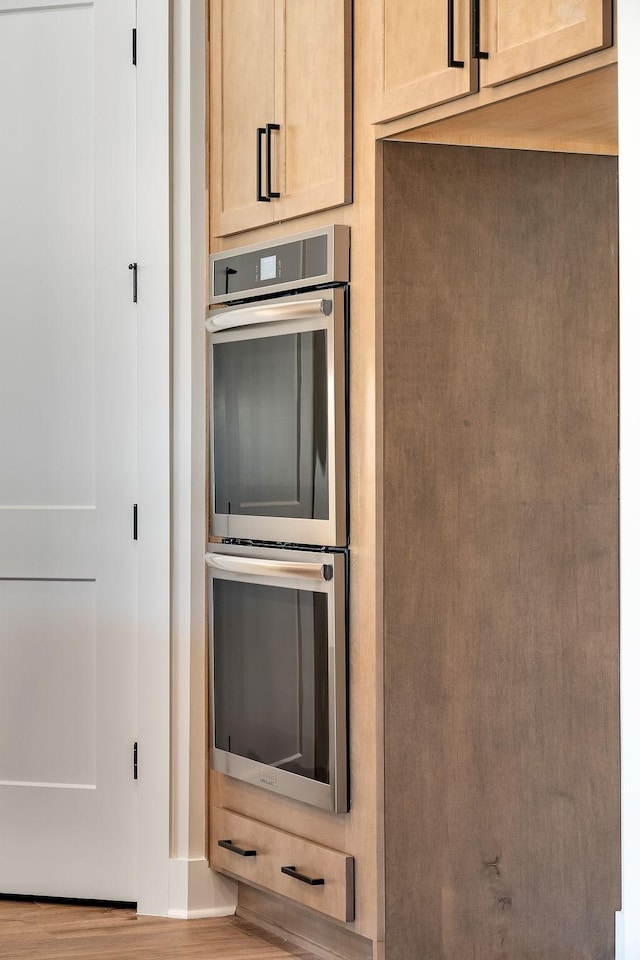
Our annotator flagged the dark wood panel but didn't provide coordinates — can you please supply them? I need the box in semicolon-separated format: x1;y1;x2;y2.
237;884;374;960
382;143;619;960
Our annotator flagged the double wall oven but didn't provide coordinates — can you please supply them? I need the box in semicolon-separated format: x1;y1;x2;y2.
206;226;350;813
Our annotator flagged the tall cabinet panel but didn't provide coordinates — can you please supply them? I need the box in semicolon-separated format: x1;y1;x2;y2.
211;0;276;236
382;142;619;960
210;0;352;238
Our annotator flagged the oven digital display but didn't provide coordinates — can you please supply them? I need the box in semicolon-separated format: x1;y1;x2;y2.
259;254;277;281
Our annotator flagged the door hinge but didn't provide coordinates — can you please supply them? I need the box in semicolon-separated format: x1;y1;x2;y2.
133;742;138;780
132;28;137;66
133;503;138;541
128;262;137;303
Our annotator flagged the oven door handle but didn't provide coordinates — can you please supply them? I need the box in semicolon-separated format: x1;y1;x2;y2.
206;297;332;332
205;553;333;582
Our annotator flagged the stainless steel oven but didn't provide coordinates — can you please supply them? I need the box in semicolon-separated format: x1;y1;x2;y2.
206;543;348;813
207;225;349;548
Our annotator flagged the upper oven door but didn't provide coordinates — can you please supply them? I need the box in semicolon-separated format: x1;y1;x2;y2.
207;287;347;547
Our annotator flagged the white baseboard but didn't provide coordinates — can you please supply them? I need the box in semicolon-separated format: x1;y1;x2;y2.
168;906;236;919
167;857;237;919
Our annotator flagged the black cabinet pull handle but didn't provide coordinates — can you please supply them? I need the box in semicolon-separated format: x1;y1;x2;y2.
447;0;464;67
472;0;489;58
266;123;280;199
281;865;325;886
256;127;269;202
218;839;257;857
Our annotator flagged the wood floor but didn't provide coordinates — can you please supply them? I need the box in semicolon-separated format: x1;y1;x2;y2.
0;900;321;960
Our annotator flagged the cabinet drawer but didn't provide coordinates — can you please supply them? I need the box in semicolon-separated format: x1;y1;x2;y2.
211;808;355;923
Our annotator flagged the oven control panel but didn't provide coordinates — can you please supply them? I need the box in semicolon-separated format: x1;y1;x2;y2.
209;224;350;303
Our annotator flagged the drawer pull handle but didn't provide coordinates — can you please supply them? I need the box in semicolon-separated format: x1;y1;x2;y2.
218;839;257;857
281;865;325;886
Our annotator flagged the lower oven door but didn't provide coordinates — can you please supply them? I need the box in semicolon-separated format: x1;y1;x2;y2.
206;543;348;814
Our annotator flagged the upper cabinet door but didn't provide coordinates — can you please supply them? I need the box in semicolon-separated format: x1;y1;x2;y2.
481;0;613;87
211;0;276;237
272;0;353;222
210;0;352;239
375;0;478;123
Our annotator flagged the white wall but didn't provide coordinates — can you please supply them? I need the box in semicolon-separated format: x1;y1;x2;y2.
136;0;171;916
168;0;237;918
618;0;640;955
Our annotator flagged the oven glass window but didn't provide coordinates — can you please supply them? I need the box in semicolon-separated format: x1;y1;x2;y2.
212;578;330;784
212;330;329;520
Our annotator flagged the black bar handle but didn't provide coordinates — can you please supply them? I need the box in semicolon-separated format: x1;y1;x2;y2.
447;0;464;68
218;839;257;858
266;123;280;199
256;128;269;202
128;262;137;303
472;0;489;58
281;865;325;886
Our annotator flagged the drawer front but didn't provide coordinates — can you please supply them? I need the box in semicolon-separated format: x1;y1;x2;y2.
211;808;355;923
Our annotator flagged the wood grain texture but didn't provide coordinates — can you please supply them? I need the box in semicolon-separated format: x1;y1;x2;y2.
376;0;478;122
393;64;618;155
376;45;617;141
374;0;612;123
382;143;619;960
211;809;355;923
210;0;275;236
0;899;320;960
210;0;352;237
274;0;353;221
484;0;612;87
238;885;374;960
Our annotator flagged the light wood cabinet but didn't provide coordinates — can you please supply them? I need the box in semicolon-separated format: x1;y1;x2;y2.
211;808;355;924
376;0;613;123
482;0;613;86
377;0;478;122
212;0;275;235
210;0;352;238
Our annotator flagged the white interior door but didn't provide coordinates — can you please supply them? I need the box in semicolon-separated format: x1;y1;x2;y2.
0;0;138;900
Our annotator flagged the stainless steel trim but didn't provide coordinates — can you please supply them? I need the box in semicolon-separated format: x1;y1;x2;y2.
212;749;337;811
205;552;330;582
207;544;348;814
206;297;331;333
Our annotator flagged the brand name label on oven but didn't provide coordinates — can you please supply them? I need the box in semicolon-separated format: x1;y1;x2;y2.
259;769;278;786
